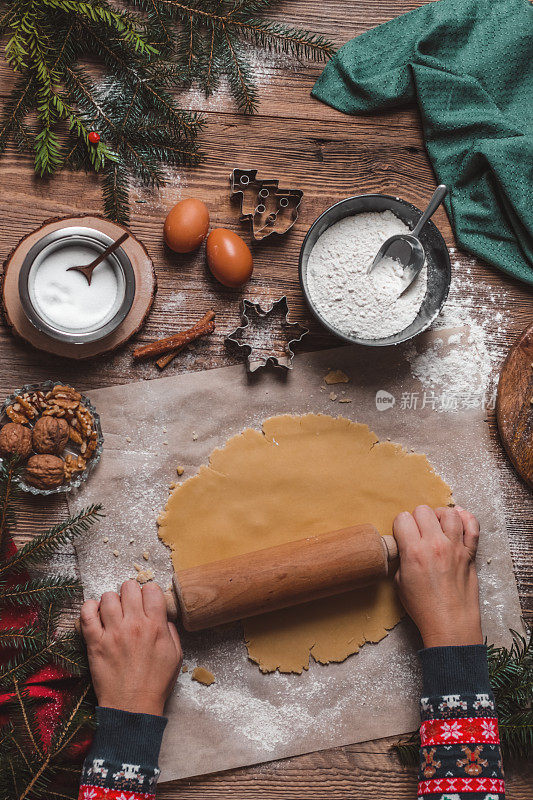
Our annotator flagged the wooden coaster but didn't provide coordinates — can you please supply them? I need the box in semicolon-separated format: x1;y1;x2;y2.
497;321;533;489
2;214;156;359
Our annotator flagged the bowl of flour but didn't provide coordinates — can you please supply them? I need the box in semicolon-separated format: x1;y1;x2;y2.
299;194;450;346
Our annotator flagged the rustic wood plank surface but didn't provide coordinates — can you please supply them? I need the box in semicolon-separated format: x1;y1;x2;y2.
1;0;532;796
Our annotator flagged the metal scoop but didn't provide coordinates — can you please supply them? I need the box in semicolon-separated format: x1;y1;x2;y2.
368;185;447;297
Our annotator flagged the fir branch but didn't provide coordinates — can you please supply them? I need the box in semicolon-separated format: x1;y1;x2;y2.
0;504;104;577
0;458;22;552
0;625;43;653
221;24;258;113
0;632;88;687
13;680;43;758
41;0;158;57
102;160;130;224
392;730;419;767
0;576;82;609
0;0;334;221
0;78;35;158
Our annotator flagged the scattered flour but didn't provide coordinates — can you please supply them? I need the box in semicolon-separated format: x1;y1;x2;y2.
306;211;427;340
403;259;508;410
175;639;420;754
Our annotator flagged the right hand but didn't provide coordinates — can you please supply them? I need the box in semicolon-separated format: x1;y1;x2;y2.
81;580;182;717
393;505;483;649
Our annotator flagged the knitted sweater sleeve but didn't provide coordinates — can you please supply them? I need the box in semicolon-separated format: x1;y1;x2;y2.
78;707;166;799
418;644;504;799
78;647;504;798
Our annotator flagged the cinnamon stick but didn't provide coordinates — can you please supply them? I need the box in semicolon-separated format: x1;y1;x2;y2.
133;312;215;362
156;311;216;369
156;343;187;370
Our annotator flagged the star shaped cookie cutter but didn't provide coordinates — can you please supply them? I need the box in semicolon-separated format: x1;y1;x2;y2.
225;297;309;372
230;168;303;241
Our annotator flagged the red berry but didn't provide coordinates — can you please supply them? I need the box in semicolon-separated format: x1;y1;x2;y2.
88;131;100;145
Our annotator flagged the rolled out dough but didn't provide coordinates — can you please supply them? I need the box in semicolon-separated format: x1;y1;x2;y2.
158;415;452;673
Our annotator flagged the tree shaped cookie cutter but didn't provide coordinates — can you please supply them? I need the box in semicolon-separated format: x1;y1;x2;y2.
225;297;309;372
230;168;303;241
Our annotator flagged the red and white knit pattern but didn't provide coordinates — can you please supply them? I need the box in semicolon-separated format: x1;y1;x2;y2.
420;717;500;747
79;787;155;800
418;777;505;795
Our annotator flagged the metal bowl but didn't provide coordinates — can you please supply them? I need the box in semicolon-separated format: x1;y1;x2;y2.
299;194;451;346
0;380;103;495
18;226;135;344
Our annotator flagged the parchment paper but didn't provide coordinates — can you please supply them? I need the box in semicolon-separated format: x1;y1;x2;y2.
71;335;524;783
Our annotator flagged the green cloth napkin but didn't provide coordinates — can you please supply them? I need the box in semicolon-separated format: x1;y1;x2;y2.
312;0;533;286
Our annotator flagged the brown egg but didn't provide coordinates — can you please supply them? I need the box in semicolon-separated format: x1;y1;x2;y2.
164;198;210;253
206;229;253;288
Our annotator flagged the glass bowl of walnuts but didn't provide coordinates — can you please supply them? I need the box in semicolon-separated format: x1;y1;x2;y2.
0;381;103;495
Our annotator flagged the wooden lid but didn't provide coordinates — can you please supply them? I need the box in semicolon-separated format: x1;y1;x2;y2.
2;214;156;359
496;321;533;489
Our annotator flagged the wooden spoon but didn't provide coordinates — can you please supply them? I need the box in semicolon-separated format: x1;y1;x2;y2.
66;231;129;285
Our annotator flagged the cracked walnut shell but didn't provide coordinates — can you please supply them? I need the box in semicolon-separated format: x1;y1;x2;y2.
0;423;33;459
26;455;65;489
32;416;69;455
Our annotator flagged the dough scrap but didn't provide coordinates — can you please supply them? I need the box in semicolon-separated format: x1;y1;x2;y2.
191;666;215;686
324;369;350;384
158;414;452;673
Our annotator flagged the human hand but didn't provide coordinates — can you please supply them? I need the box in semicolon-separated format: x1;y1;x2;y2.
81;580;182;716
393;505;483;649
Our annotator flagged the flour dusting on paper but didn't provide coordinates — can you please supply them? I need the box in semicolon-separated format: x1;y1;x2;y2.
403;263;507;410
70;281;523;782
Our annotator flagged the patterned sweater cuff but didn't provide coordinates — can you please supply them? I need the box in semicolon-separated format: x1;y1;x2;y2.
419;644;491;696
89;706;167;766
79;707;166;796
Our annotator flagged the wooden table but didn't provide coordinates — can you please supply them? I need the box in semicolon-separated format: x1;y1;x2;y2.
1;1;532;796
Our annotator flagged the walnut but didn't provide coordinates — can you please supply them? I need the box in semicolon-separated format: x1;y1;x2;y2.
75;406;94;438
68;425;83;445
0;423;33;459
50;385;82;403
26;455;65;489
64;453;86;480
32;416;69;455
5;404;30;425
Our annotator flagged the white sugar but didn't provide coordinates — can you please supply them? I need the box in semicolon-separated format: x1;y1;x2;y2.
29;243;121;331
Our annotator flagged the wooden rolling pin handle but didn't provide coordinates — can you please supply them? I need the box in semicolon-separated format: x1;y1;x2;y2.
381;534;399;565
165;588;179;622
173;524;398;632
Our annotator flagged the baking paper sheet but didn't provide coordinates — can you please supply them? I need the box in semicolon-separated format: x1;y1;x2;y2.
71;336;524;783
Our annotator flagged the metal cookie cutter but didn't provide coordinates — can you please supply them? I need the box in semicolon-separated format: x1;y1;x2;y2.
230;168;303;241
225;297;309;372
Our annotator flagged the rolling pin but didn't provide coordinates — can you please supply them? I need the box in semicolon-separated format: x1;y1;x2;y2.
165;524;398;631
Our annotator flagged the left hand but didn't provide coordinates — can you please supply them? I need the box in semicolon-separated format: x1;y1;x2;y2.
81;580;182;716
